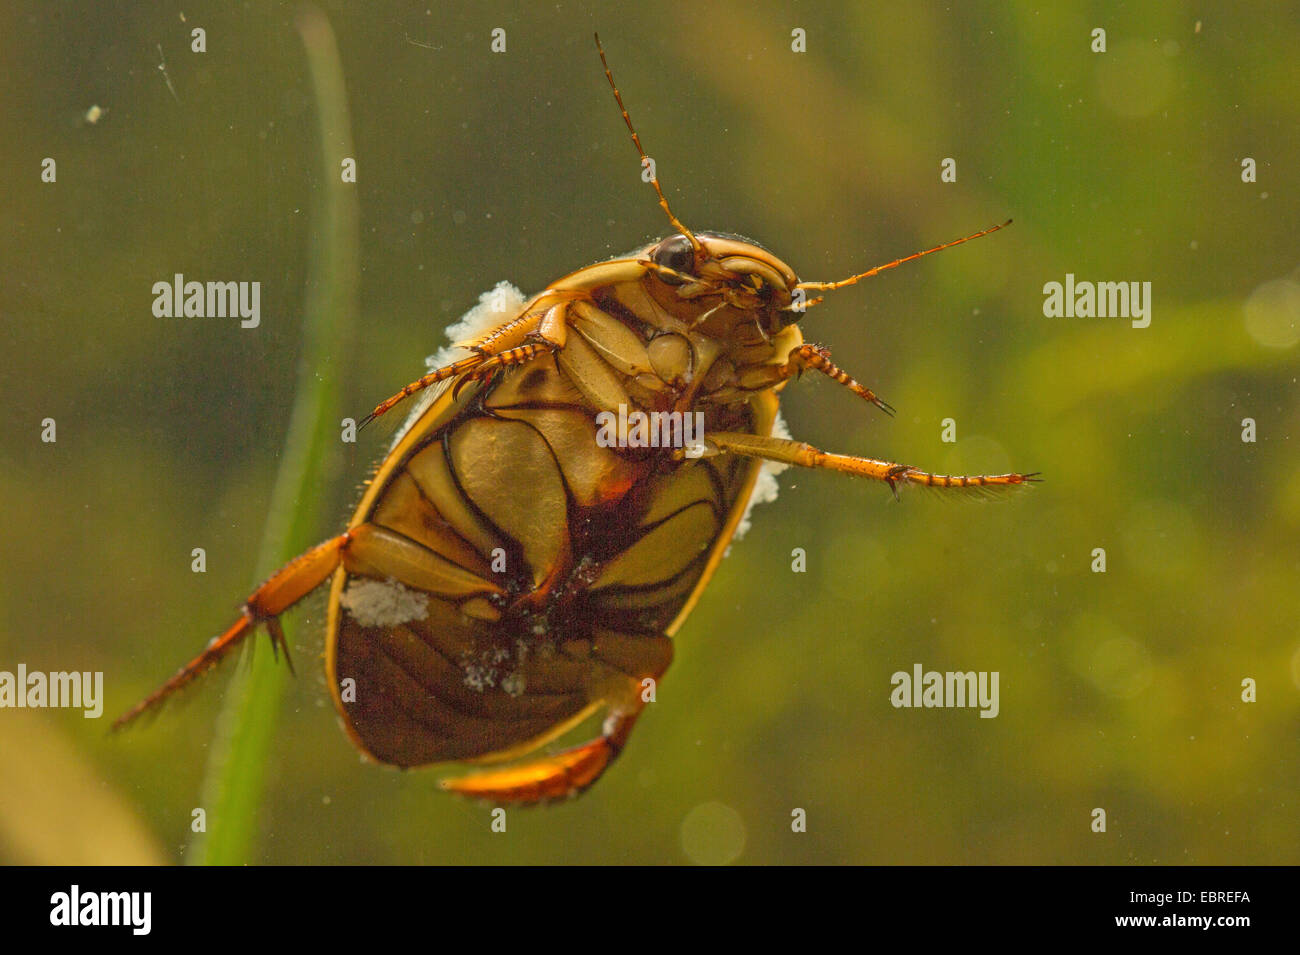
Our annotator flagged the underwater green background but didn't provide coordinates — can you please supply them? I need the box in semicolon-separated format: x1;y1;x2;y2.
1;0;1297;864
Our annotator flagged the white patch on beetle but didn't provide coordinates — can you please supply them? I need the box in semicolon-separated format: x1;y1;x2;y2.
392;281;531;450
462;663;496;692
340;577;429;628
458;640;526;694
428;280;529;370
731;409;792;545
501;671;526;697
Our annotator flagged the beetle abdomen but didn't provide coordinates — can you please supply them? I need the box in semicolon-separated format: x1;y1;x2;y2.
327;355;762;768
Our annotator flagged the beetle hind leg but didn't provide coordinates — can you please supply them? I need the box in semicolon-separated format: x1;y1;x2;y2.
441;705;644;805
112;533;350;730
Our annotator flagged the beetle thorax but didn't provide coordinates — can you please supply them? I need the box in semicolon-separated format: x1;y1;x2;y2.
561;233;805;412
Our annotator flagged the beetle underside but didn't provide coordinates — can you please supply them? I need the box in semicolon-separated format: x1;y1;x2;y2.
114;35;1036;806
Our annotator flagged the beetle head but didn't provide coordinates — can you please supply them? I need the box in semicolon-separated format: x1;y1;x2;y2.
597;35;1010;334
646;232;801;327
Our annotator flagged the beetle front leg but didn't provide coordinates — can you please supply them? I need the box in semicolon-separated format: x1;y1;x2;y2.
687;430;1040;498
736;345;893;416
782;343;895;416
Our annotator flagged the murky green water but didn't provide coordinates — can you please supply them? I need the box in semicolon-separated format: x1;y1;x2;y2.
1;1;1296;864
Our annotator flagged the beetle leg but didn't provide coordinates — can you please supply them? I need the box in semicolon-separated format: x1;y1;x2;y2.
360;353;493;427
442;625;670;804
687;430;1040;499
554;322;634;414
342;523;505;598
454;304;571;401
526;302;568;349
635;257;697;287
459;307;545;355
781;343;895;416
113;533;352;729
440;702;648;804
569;299;655;376
453;342;560;398
362;300;575;427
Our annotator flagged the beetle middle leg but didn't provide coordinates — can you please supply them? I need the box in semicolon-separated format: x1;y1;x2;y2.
687;430;1040;498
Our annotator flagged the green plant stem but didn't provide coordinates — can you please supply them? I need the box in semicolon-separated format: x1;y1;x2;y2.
189;4;358;865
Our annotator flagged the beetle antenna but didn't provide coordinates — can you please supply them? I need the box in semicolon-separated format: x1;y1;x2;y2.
796;219;1012;293
595;33;700;253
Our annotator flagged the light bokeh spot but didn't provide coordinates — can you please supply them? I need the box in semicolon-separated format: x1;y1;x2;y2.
680;801;747;865
1243;278;1300;349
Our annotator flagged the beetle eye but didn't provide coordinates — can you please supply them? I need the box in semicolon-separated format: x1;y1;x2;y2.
651;234;695;283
